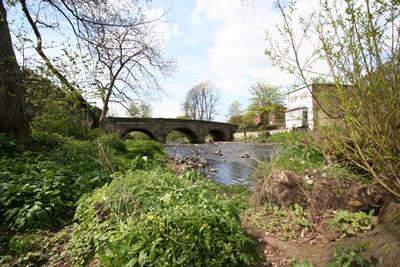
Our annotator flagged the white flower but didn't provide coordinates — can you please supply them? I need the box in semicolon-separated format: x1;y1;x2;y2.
142;156;148;162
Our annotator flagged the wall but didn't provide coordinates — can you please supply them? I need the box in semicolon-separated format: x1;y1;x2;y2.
285;87;314;130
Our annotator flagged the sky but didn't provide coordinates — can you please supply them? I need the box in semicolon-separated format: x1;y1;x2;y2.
124;0;301;121
9;0;320;122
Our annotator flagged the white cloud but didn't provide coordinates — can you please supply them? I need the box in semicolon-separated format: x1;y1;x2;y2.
191;0;327;102
145;6;180;40
185;37;198;44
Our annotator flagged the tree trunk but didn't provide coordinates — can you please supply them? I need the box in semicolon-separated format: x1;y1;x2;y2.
0;0;30;144
360;197;400;266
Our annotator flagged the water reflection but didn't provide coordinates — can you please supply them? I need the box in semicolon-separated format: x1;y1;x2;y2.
166;142;276;186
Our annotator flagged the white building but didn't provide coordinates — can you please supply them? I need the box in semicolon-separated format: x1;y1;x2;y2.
285;86;314;130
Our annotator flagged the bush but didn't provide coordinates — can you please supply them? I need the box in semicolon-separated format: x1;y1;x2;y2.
68;169;257;266
126;140;165;160
0;137;124;231
98;134;128;154
31;131;72;151
0;133;23;157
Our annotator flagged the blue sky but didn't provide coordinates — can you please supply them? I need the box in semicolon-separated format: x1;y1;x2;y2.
9;0;319;121
139;0;300;121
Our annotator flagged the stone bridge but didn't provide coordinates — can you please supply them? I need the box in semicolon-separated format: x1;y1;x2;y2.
107;117;238;143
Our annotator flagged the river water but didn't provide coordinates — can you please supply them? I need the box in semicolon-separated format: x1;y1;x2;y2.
166;142;276;186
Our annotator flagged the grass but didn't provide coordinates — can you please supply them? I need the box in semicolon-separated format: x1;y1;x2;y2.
257;142;325;177
266;131;309;144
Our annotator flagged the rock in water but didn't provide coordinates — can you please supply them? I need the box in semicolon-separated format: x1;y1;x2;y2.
240;152;250;158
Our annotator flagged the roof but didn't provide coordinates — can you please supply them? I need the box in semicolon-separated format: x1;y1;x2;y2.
285;106;308;112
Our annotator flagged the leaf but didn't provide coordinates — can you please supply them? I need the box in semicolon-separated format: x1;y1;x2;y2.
138;250;147;267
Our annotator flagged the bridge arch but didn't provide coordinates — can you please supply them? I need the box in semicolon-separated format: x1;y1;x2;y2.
122;128;156;140
107;117;238;143
168;128;202;143
208;129;227;142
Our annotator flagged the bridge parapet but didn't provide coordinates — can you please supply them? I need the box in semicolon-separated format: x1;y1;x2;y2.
106;117;238;143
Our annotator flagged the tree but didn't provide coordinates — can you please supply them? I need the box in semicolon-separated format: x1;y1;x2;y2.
246;82;284;126
127;102;152;118
227;101;243;125
0;0;30;143
266;0;400;196
12;0;174;127
183;81;220;121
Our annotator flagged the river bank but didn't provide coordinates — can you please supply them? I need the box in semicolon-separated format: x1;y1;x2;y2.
1;132;399;266
239;132;400;267
0;136;260;266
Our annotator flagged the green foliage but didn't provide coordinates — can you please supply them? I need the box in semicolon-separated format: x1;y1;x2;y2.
126;139;165;161
0;134;129;231
0;229;71;266
239;82;285;129
127;131;152;140
329;210;375;237
242;132;271;143
98;134;128;154
244;204;310;241
68;169;257;266
292;260;314;267
262;142;324;174
327;241;376;267
166;130;189;143
24;70;93;140
266;131;309;144
0;133;23;157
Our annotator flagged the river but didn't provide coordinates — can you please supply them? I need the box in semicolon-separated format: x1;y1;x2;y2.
166;142;276;186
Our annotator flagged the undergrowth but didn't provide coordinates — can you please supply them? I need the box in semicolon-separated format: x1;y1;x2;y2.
266;131;309;144
243;204;310;241
68;169;258;266
329;210;375;237
258;142;325;176
327;241;377;267
0;134;166;232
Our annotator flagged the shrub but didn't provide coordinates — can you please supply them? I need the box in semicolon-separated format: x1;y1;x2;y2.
68;169;257;266
31;131;72;151
126;140;165;161
98;134;128;154
0;133;23;157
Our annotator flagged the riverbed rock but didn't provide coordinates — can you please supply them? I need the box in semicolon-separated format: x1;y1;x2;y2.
241;152;250;158
214;149;223;156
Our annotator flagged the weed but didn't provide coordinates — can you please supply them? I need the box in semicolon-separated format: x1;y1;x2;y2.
244;204;310;241
0;134;133;231
327;241;377;267
267;131;309;144
329;210;375;237
0;133;23;157
292;260;315;267
258;142;325;177
68;169;258;266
